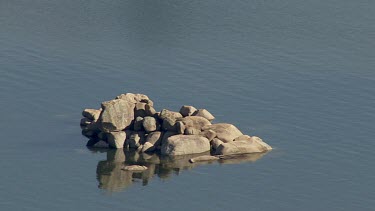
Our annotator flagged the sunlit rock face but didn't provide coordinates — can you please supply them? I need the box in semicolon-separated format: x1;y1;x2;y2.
81;93;272;156
93;148;269;192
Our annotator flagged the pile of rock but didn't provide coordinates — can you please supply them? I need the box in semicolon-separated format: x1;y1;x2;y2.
80;93;272;156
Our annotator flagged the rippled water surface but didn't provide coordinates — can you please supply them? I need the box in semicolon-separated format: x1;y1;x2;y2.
1;1;375;210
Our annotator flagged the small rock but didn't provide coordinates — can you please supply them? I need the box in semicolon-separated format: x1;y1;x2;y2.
159;109;183;120
134;102;147;118
162;117;177;131
145;104;157;116
193;109;215;121
184;127;201;135
189;155;219;163
181;116;211;131
176;121;185;134
82;108;101;121
179;105;197;117
200;129;216;141
141;142;154;153
211;138;224;150
80;117;92;126
127;131;146;149
121;165;148;171
202;123;243;143
133;116;144;131
143;116;158;133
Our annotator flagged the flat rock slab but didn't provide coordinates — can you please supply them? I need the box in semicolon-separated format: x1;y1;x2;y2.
215;139;272;155
189;155;220;163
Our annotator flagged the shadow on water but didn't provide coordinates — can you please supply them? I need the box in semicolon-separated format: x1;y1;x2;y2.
90;148;268;192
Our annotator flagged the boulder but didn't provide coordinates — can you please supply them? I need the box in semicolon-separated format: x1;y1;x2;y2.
202;123;243;143
141;142;155;153
143;116;158;133
162;117;177;131
107;131;126;149
176;121;185;134
184;127;201;135
211;138;224;150
193;109;215;121
215;138;272;155
82;108;101;121
116;93;153;106
121;165;148;171
98;99;135;132
200;129;216;141
181;116;211;131
189;155;219;163
179;105;197;117
159;109;182;120
80;117;92;126
161;135;210;156
134;102;147;118
146;131;163;146
133;116;144;131
233;135;252;142
145;104;156;116
161;131;178;146
92;140;109;148
127;131;146;149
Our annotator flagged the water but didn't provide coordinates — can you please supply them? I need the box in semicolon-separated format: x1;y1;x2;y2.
1;0;374;210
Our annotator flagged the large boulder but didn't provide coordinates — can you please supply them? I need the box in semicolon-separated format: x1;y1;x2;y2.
215;137;272;155
192;109;215;121
98;99;135;132
179;105;197;117
107;131;126;149
202;123;243;143
161;135;210;156
180;116;211;131
143;116;158;133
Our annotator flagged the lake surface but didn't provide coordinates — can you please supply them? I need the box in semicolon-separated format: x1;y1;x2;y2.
1;0;375;210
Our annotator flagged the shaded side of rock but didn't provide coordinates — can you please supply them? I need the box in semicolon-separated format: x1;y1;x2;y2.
107;131;126;149
179;105;197;117
82;108;101;121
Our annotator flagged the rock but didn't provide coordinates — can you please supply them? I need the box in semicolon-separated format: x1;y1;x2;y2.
161;135;210;156
189;155;219;163
121;165;148;171
184;127;201;135
141;142;154;153
143;116;158;133
146;131;163;146
116;93;153;106
80;117;92;126
159;109;183;120
133;116;144;131
233;135;252;142
107;131;126;149
145;104;156;116
192;109;215;121
181;116;211;131
134;102;147;118
82;108;101;121
176;121;185;134
98;99;135;132
92;140;109;148
97;132;107;141
179;105;197;117
211;138;224;150
202;123;243;143
127;131;146;149
86;138;100;147
162;117;177;131
81;121;100;137
161;131;178;146
215;138;272;155
200;129;216;141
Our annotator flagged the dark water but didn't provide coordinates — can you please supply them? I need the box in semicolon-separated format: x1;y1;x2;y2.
1;0;375;210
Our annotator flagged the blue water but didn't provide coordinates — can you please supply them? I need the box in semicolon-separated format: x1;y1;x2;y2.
1;0;375;210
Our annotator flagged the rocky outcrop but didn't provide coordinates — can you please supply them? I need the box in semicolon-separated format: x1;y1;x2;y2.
81;93;272;159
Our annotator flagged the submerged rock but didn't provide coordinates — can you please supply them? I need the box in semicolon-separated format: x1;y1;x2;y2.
189;155;219;163
121;165;148;171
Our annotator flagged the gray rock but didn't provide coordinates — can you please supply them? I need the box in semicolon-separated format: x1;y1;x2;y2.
193;109;215;121
93;140;109;148
145;104;157;116
98;99;135;132
179;105;197;117
107;131;126;149
116;93;153;106
202;123;243;143
200;129;216;141
215;138;272;155
184;127;201;135
143;116;158;133
176;121;185;134
233;135;252;142
159;109;183;120
133;116;144;131
141;142;154;153
82;108;101;121
189;155;219;163
161;135;210;156
181;116;211;131
211;138;224;150
162;117;177;131
127;131;146;149
146;131;163;146
121;165;148;171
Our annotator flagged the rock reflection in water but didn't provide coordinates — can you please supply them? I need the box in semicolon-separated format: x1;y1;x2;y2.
91;148;267;192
